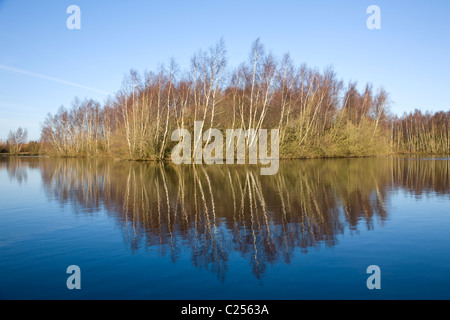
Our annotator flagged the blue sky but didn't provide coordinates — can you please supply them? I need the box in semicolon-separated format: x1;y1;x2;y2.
0;0;449;140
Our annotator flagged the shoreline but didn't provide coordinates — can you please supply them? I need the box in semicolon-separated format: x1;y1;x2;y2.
2;153;449;161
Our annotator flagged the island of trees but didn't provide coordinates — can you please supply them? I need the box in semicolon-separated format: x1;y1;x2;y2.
2;40;449;159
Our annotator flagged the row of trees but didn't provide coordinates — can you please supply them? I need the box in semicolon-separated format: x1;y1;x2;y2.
39;39;449;159
393;110;450;154
0;128;39;156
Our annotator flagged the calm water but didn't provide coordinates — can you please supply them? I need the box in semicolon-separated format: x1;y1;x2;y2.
0;157;449;300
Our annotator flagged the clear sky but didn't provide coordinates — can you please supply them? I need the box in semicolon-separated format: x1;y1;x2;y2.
0;0;449;140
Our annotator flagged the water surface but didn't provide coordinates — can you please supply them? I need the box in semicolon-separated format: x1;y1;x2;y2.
0;157;449;299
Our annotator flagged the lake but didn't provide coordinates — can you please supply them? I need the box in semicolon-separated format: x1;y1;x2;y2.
0;157;449;300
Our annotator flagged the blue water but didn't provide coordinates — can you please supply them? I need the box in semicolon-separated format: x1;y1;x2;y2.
0;157;449;299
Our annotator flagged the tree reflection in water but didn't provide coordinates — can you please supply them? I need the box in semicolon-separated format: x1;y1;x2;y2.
2;157;449;280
